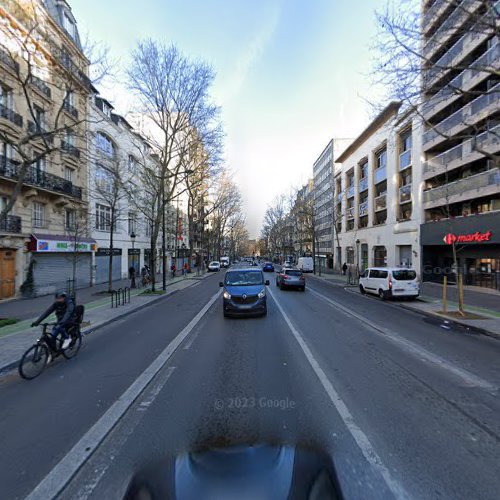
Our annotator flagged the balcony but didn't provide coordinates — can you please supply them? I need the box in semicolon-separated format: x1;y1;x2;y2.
0;215;22;234
63;100;79;119
347;207;355;219
359;201;368;217
423;42;499;117
28;121;54;143
423;125;500;177
399;184;412;204
375;166;387;184
374;193;387;211
0;48;19;73
0;156;82;199
399;149;411;171
423;84;500;146
30;76;51;99
359;177;368;192
57;51;92;90
423;0;448;32
423;168;500;205
62;141;80;159
347;185;355;198
0;103;23;128
423;0;476;59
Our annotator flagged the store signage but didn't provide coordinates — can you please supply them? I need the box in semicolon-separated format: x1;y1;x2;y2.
96;247;122;256
128;248;141;255
443;231;492;244
36;240;96;253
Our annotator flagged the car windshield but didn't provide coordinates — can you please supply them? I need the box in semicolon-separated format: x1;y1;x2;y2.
225;271;263;286
392;270;417;280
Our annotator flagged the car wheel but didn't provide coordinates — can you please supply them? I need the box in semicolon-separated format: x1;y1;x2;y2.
359;285;366;295
378;289;386;300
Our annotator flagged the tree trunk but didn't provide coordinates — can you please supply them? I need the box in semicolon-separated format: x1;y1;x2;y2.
108;210;115;293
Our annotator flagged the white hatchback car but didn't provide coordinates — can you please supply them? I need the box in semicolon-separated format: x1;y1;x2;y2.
208;261;221;272
359;267;419;300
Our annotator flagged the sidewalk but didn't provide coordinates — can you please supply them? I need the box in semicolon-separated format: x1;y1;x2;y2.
0;272;200;321
0;272;210;374
310;273;500;339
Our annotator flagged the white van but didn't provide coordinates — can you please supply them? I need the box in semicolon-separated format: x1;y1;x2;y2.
359;267;419;300
220;256;230;268
297;257;314;273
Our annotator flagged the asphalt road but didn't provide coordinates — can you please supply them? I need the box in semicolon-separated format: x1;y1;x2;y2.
1;270;499;499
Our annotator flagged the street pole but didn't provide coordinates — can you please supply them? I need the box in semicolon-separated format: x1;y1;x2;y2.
174;198;179;275
162;187;167;291
130;232;136;288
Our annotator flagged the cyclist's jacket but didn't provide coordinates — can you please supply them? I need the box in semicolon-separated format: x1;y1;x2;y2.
35;297;76;325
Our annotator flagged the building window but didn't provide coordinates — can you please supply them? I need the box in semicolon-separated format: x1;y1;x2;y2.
32;202;45;228
346;247;354;264
62;11;76;39
96;132;115;157
145;219;152;237
65;209;75;231
0;84;13;109
96;203;111;231
95;164;113;193
373;246;387;267
128;212;137;235
64;167;73;182
376;149;387;169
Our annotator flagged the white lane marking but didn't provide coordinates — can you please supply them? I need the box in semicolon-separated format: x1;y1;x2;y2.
268;287;410;500
72;367;176;500
307;286;498;393
26;290;222;500
183;325;201;350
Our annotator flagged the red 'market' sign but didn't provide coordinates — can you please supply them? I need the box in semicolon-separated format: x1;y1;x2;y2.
443;231;492;244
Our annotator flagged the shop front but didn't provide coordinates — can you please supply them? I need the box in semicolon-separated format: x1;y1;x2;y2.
421;213;500;290
28;234;96;297
95;247;122;285
128;248;141;275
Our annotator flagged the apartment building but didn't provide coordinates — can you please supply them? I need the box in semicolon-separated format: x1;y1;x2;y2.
292;179;313;258
334;102;423;274
312;140;334;270
421;0;500;289
0;0;92;298
88;95;167;284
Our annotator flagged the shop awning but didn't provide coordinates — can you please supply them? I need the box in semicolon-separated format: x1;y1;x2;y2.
29;234;96;253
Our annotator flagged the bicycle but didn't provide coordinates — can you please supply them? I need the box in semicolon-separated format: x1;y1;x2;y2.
19;305;84;380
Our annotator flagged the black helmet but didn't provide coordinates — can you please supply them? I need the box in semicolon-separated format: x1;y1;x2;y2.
55;291;67;299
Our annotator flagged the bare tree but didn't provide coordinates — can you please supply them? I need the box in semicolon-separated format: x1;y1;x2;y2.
126;41;222;289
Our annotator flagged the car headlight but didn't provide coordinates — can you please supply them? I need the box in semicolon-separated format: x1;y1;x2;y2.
223;290;231;300
258;289;266;299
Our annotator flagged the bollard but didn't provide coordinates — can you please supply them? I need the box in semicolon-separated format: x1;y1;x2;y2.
116;288;123;306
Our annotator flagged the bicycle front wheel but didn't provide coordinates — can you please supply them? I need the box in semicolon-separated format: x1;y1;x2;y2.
19;343;49;380
62;331;82;359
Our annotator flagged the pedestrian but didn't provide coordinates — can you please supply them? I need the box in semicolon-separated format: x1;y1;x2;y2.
171;263;176;278
128;265;135;279
342;262;348;275
183;262;188;277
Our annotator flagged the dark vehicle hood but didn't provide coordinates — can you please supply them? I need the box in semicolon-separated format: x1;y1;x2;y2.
225;284;264;296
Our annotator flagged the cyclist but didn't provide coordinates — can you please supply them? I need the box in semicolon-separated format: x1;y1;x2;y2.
31;291;75;350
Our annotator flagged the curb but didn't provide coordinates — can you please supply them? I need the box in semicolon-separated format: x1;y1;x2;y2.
310;274;500;341
0;280;197;377
397;302;500;341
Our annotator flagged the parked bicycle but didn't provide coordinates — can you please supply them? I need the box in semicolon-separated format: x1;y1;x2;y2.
19;305;84;380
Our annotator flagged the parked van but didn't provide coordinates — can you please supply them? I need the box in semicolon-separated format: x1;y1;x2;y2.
359;267;419;300
297;257;314;273
220;256;230;268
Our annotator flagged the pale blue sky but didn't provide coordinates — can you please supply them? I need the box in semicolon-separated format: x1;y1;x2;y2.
71;0;386;237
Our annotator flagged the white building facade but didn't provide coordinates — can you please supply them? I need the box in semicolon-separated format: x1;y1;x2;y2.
334;102;423;275
88;95;161;284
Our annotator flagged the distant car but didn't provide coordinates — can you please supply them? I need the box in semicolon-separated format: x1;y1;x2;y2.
297;257;313;273
208;261;221;272
276;268;305;291
359;267;419;300
220;256;230;268
263;262;275;272
220;268;270;317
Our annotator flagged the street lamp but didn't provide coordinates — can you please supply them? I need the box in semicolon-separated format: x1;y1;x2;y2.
130;231;136;288
356;239;360;280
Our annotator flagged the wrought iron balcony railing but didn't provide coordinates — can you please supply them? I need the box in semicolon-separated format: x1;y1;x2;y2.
27;121;54;143
63;100;79;118
61;141;81;158
0;103;23;127
0;48;19;72
30;76;52;99
0;214;22;234
0;155;82;199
